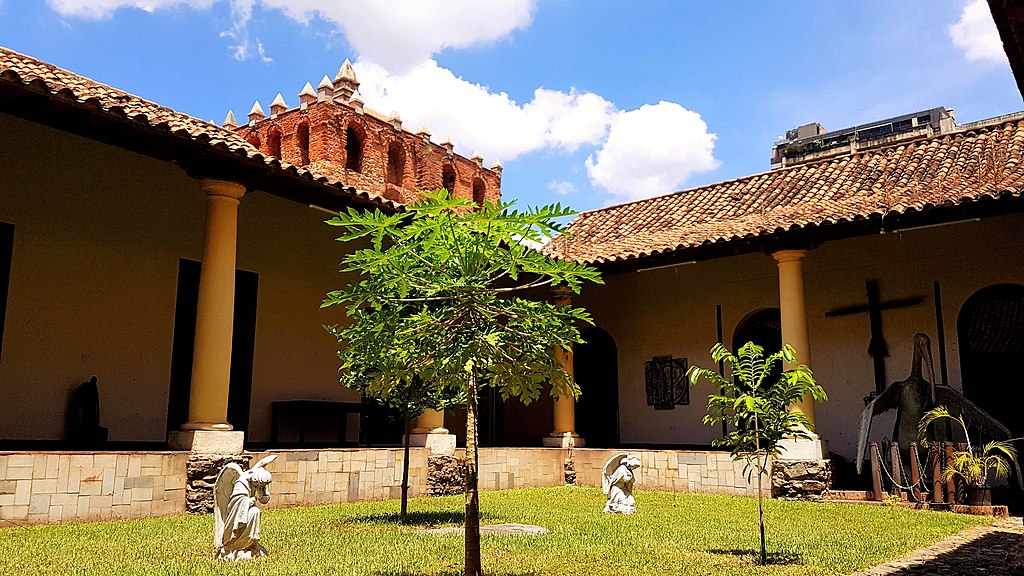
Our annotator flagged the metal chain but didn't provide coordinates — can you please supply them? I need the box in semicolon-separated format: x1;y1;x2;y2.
875;440;930;502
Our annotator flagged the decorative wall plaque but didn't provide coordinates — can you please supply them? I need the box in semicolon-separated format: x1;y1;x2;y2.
645;356;689;409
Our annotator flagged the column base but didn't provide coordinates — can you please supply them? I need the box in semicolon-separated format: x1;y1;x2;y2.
168;430;244;453
408;432;456;456
776;437;829;460
542;434;584;448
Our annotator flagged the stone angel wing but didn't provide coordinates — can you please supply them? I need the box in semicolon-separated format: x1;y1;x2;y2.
602;453;628;495
213;462;245;549
251;454;278;471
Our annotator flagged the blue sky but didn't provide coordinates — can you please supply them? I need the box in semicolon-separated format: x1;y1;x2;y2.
0;1;1020;214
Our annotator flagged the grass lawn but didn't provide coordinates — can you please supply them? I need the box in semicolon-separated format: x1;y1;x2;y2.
0;486;987;575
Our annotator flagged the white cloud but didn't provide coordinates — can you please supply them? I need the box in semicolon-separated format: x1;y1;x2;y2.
259;0;534;72
547;181;575;196
46;0;719;202
47;0;533;71
949;0;1004;63
585;102;719;202
354;59;616;162
46;0;214;19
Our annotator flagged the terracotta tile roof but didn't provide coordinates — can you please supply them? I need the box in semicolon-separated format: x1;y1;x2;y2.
0;46;399;210
546;116;1024;265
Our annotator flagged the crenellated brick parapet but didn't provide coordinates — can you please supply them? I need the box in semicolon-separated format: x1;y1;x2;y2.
225;60;502;207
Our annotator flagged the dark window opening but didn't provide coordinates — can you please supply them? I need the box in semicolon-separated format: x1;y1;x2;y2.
267;129;282;159
386;141;405;186
472;178;486;206
345;126;363;173
297;123;310;166
442;165;456;194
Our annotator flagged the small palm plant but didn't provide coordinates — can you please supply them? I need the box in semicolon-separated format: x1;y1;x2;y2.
918;406;1018;488
687;341;826;565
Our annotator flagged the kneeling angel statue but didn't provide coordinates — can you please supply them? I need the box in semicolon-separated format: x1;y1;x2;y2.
214;455;278;560
602;452;641;514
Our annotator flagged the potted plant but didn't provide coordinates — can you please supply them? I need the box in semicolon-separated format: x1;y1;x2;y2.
918;406;1018;506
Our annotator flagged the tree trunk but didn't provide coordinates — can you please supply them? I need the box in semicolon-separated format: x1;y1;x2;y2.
754;413;767;565
464;372;482;576
401;411;411;524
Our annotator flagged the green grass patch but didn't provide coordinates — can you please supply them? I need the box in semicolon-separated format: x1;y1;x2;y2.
0;486;987;575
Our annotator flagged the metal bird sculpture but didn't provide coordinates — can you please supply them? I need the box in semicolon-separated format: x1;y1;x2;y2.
855;333;1019;489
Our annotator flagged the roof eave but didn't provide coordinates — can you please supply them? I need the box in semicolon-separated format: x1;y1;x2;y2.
0;74;396;214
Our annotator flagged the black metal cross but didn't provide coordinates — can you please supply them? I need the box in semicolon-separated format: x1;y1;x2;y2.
825;280;924;395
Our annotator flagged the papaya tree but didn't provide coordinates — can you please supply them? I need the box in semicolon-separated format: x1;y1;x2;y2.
323;189;600;576
687;341;826;565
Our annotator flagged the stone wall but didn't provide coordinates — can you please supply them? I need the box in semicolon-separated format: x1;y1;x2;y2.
573;449;770;496
0;452;187;524
255;448;429;509
0;447;767;525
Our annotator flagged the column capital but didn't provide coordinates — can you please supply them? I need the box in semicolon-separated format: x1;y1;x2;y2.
199;178;246;200
551;285;573;306
772;249;808;265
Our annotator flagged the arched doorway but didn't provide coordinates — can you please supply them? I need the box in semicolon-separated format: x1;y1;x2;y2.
733;308;782;356
957;284;1024;437
733;308;783;386
574;327;619;447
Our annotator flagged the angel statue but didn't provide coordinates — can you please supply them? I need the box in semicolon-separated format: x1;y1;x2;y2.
213;455;278;560
602;453;641;514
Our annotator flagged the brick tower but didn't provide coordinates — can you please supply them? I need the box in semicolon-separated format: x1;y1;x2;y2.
223;59;502;206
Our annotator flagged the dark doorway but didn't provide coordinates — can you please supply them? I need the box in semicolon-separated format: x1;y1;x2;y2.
477;383;503;447
0;223;12;368
166;259;259;435
957;284;1024;437
733;308;783;385
575;327;619;447
733;308;782;354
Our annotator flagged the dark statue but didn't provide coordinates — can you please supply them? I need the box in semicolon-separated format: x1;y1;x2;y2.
855;333;1020;487
66;376;108;447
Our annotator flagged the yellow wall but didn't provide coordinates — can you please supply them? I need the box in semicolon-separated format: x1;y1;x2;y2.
0;112;203;441
236;190;361;442
0;112;358;442
576;214;1024;459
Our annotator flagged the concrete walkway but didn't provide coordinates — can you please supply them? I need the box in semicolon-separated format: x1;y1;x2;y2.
851;517;1023;575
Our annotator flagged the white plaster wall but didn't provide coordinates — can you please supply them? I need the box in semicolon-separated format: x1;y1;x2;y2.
576;213;1024;460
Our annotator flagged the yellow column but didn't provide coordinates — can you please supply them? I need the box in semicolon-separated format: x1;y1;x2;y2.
773;249;816;428
412;409;448;434
546;287;581;447
182;179;246;431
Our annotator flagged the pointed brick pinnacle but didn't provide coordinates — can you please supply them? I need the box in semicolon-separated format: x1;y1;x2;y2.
248;101;266;119
299;82;316;98
335;58;358;83
318;75;333;90
223;110;238;128
491;159;503;170
270;93;287;115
